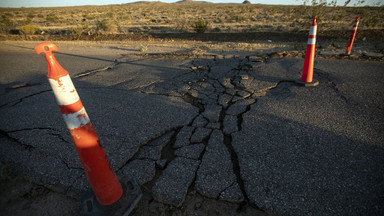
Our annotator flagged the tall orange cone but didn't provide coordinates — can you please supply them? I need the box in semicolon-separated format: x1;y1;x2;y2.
346;17;360;55
296;16;319;87
35;42;124;205
36;42;142;215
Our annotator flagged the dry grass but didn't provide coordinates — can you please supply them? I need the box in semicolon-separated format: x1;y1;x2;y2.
0;2;382;39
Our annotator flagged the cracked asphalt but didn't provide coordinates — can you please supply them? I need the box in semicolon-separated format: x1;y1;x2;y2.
1;44;383;216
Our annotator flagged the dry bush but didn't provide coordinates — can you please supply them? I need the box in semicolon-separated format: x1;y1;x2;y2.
20;24;36;35
95;19;116;34
191;18;209;33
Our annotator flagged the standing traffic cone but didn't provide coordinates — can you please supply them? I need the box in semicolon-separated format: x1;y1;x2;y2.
346;17;360;55
296;16;319;87
35;42;142;215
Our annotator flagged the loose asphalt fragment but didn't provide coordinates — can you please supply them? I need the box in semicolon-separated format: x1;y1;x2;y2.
190;127;212;143
173;126;194;148
195;130;240;199
152;157;200;207
223;115;238;135
120;160;156;185
174;143;206;160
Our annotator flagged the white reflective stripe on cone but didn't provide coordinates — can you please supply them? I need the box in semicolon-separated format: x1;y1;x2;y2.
62;107;90;130
48;75;80;106
309;26;317;36
307;38;316;45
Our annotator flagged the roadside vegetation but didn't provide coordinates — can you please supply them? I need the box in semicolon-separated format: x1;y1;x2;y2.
0;1;382;40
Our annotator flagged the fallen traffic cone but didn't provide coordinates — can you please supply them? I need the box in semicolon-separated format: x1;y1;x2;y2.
296;16;319;87
35;42;142;215
346;17;360;55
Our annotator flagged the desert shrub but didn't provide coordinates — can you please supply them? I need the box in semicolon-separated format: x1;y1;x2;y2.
0;14;14;33
23;17;32;25
46;13;60;23
20;25;36;35
95;19;116;33
116;11;125;20
68;23;90;39
191;18;209;33
83;13;96;20
106;12;114;18
364;16;379;28
27;13;35;19
212;27;221;32
139;44;148;52
3;12;14;17
231;15;246;22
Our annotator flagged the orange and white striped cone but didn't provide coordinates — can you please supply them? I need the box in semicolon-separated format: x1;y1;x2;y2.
35;42;142;215
35;42;123;205
346;17;360;55
296;16;319;87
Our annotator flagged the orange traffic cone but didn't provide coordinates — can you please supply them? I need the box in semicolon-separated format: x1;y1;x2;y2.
35;42;142;215
296;16;319;87
346;17;360;55
35;42;146;216
35;42;124;205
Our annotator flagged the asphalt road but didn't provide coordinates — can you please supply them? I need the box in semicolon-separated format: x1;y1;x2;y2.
0;44;383;216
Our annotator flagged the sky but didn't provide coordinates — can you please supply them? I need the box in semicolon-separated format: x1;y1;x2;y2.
0;0;380;8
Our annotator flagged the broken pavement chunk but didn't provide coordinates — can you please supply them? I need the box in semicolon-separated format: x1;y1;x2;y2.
152;157;200;206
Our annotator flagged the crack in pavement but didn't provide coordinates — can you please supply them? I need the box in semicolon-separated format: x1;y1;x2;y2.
61;158;83;171
73;66;113;78
313;68;356;106
222;134;248;201
1;54;298;209
0;89;51;108
0;127;67;150
118;127;187;188
3;49;382;215
2;54;298;209
4;127;70;143
0;59;124;109
0;129;35;151
0;65;117;110
5;82;44;91
118;128;178;170
129;55;297;208
182;92;205;113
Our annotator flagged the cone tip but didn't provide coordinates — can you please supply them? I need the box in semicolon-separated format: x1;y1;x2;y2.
35;42;58;55
312;16;317;26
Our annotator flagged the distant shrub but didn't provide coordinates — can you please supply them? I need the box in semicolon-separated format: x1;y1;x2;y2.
192;18;209;33
23;17;32;25
96;19;116;33
0;14;14;33
139;44;148;52
231;15;246;22
212;27;221;32
3;12;14;17
27;13;35;19
106;12;114;18
20;25;36;35
46;13;60;23
364;17;379;28
68;23;90;39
